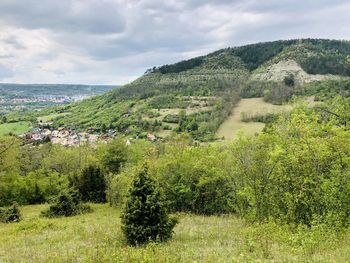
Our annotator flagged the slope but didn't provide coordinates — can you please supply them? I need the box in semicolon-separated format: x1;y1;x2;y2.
6;39;350;141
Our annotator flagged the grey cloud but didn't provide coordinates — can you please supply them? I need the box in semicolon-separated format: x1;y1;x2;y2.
0;0;126;34
3;36;25;49
0;64;14;79
0;0;349;84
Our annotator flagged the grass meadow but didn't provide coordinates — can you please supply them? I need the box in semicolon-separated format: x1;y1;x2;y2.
217;98;290;140
0;122;31;137
1;204;349;262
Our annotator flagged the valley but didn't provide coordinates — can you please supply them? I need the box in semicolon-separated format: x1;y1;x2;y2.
0;84;117;114
3;39;348;142
1;39;350;263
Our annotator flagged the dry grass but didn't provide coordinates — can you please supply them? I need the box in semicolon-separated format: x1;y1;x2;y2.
217;98;290;140
1;204;350;262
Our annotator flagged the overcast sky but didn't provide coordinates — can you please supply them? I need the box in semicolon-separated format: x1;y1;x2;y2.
0;0;349;85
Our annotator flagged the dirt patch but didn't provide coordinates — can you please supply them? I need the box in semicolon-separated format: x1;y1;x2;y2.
251;60;346;85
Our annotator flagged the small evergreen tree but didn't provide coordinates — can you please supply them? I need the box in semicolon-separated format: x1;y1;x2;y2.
29;183;45;204
121;163;177;246
0;202;22;223
41;188;91;218
78;164;107;203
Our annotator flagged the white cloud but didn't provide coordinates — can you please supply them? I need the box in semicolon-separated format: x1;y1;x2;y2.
0;0;349;84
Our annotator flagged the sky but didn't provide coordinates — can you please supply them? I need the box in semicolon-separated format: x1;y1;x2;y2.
0;0;349;85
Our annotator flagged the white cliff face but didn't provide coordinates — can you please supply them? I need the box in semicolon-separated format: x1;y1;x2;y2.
251;59;347;85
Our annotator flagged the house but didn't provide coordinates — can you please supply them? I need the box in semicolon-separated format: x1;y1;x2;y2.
58;129;70;138
42;129;52;136
147;133;157;142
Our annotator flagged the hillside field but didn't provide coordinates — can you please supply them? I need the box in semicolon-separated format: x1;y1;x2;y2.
217;98;290;140
1;204;350;263
0;121;31;137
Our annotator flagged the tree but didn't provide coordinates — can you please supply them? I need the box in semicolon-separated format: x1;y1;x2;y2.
77;164;107;203
99;140;128;174
121;163;177;245
0;202;22;223
283;74;295;87
41;188;91;218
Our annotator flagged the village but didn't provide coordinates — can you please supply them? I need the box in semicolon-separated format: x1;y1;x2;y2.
22;126;158;147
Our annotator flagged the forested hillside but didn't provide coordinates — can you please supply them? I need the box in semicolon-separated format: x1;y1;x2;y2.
3;39;350;141
1;39;350;262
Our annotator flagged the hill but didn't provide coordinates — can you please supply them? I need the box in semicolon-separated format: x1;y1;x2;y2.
5;39;350;141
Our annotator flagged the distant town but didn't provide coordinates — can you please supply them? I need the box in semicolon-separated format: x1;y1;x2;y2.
22;126;158;147
0;83;117;113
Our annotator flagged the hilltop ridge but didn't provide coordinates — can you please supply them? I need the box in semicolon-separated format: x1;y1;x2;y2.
5;39;350;141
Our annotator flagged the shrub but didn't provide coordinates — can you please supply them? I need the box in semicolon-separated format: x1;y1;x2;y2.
0;202;22;223
41;188;91;218
99;140;128;174
74;164;107;203
121;163;177;246
193;172;236;215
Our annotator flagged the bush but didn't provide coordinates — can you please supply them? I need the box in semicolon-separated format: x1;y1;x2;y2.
41;188;91;218
0;202;22;223
73;164;107;203
264;83;293;104
121;163;177;246
99;140;128;174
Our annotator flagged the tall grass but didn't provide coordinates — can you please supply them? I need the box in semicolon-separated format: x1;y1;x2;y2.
1;204;349;262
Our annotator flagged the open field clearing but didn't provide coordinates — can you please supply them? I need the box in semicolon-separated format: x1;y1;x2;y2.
37;113;70;123
217;98;290;140
1;204;350;263
0;121;31;137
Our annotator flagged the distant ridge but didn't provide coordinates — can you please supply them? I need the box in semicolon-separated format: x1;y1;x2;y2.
7;39;350;141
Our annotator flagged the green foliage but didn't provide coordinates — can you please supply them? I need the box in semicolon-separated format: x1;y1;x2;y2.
121;163;177;245
231;39;297;70
152;146;236;215
283;74;295;87
263;83;293;105
2;204;350;262
98;140;128;174
153;56;204;74
230;103;350;226
41;188;92;218
240;81;267;98
241;112;279;124
0;202;22;223
72;164;107;203
298;79;350;100
0;121;31;137
0;171;65;206
147;95;190;109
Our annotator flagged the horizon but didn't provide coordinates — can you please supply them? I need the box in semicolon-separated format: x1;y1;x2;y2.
1;37;348;86
0;1;349;85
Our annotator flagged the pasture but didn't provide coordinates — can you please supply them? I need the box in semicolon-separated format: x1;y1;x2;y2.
217;98;290;140
1;204;349;262
0;122;31;137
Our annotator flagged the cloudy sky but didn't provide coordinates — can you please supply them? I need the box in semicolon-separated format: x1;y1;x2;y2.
0;0;349;85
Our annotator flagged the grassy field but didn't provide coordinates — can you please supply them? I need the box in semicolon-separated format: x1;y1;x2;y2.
217;98;290;140
0;121;31;137
37;113;70;123
1;204;349;262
